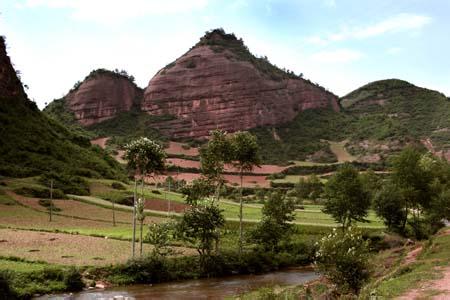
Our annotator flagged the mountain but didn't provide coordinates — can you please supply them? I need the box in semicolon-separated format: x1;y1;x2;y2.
340;79;450;159
46;28;338;140
0;36;125;179
253;79;450;164
141;28;339;138
52;69;142;126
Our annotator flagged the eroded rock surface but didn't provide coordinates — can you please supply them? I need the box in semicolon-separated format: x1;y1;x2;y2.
66;71;142;126
142;31;339;138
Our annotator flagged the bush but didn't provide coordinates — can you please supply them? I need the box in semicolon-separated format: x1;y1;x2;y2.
14;186;65;199
39;172;89;195
0;271;16;300
38;199;62;212
111;182;126;190
315;227;370;294
63;267;84;291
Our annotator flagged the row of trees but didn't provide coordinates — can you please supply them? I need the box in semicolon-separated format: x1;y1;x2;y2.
314;146;450;294
123;130;264;261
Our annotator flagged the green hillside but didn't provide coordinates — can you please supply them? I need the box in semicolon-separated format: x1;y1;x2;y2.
0;37;126;180
251;79;450;164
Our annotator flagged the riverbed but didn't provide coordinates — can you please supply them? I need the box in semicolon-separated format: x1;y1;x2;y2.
37;267;318;299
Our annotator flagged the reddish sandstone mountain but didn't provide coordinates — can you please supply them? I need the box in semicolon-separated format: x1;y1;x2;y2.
65;69;142;126
142;29;339;138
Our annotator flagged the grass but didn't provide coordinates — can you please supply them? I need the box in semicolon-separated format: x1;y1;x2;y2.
0;257;52;273
369;229;450;298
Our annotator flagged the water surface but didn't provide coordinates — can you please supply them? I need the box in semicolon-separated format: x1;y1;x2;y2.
38;267;317;300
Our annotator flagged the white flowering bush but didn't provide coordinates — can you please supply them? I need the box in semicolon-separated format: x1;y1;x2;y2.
315;227;370;293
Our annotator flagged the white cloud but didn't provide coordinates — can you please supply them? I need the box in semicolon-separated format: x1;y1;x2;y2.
306;13;431;45
20;0;209;24
310;49;363;63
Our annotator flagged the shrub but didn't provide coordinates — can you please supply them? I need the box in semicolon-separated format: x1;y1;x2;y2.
14;186;65;199
63;267;84;291
0;270;16;300
111;182;126;190
315;227;370;294
39;172;90;196
38;199;62;212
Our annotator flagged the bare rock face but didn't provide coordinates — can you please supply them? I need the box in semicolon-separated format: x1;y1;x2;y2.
0;37;27;100
66;70;142;126
142;29;339;138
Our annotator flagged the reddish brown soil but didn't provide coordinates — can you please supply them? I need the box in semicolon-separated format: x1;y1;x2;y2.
224;163;287;174
165;142;199;156
91;137;109;148
223;174;269;188
167;158;201;169
144;198;190;213
152;172;269;188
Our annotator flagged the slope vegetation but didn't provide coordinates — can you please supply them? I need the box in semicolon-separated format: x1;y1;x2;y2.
0;36;125;180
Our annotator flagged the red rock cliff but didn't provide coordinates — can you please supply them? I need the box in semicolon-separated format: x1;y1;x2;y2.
0;36;28;100
142;29;339;138
66;70;142;126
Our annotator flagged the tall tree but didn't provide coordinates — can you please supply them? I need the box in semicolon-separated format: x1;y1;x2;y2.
322;163;370;229
390;147;433;233
124;137;166;257
136;197;146;256
251;191;296;251
230;131;261;255
200;130;234;252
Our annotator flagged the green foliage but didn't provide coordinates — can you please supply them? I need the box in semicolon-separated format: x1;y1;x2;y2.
111;181;126;190
181;178;215;205
39;171;90;196
177;201;225;259
124;137;167;177
0;95;126;180
231;131;261;173
14;186;65;199
63;267;84;291
251;191;296;250
3;266;84;298
323;163;371;228
315;227;370;293
373;182;407;232
38;199;62;212
43;97;92;138
251;109;352;164
87;111;170;145
146;221;176;258
200;129;233;182
0;271;16;300
294;174;324;203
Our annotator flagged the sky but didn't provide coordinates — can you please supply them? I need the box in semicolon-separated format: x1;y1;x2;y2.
1;0;449;109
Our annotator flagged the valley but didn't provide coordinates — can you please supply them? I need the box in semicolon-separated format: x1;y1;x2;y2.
1;24;449;300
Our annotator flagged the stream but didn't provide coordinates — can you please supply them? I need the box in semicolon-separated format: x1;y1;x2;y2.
37;267;318;299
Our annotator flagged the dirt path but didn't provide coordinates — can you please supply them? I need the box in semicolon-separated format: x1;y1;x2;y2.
397;229;450;299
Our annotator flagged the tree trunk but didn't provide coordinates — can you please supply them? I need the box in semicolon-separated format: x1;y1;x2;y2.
132;178;137;258
140;220;143;256
239;172;243;256
215;182;222;254
112;199;116;227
